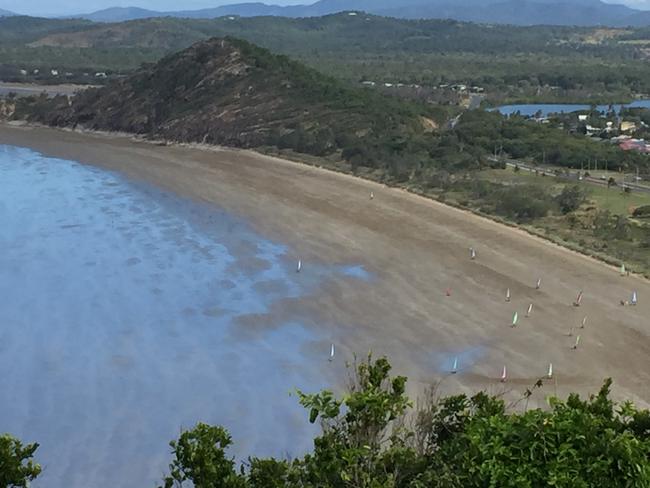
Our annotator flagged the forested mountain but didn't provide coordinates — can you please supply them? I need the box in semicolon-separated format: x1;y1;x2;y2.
13;37;447;164
4;13;650;102
74;0;650;26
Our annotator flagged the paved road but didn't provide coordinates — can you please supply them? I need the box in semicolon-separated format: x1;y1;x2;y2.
490;157;650;195
0;82;93;98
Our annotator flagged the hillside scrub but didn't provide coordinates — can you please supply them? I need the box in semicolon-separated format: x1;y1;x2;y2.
6;356;650;487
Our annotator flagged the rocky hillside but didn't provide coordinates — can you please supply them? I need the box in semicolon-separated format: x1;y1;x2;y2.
15;37;446;163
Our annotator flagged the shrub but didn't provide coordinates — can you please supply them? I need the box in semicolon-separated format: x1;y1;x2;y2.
557;184;587;214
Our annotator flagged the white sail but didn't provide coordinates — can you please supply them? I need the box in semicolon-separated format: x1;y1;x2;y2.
574;290;583;306
296;259;302;273
512;312;518;327
526;303;533;317
632;291;638;305
581;316;587;329
573;335;581;349
470;248;476;260
506;288;511;301
452;357;458;374
500;365;507;382
370;191;374;200
547;363;553;379
536;278;541;290
329;343;335;361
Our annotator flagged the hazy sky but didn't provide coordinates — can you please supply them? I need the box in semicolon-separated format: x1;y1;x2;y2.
2;0;649;17
0;0;304;15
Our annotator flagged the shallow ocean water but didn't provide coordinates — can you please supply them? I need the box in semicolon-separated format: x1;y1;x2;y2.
0;145;370;487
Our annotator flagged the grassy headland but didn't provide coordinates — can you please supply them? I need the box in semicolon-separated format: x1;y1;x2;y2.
3;36;650;276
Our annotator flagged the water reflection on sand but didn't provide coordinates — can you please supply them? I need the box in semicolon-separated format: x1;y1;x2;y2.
0;145;371;487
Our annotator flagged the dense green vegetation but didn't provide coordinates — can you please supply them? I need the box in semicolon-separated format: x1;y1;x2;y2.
0;434;41;488
3;14;650;101
455;110;649;171
6;356;650;487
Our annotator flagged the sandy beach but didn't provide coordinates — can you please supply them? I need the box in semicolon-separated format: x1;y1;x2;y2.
2;123;649;408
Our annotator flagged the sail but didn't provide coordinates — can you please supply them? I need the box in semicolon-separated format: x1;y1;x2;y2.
506;288;511;301
329;343;335;361
547;363;553;379
452;357;458;374
632;291;638;305
500;365;507;382
573;335;581;349
536;278;541;289
512;312;518;327
574;290;583;306
526;303;533;317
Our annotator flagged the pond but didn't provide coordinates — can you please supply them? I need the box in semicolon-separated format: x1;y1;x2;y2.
491;99;650;117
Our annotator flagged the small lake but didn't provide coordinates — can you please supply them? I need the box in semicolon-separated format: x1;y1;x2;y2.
0;145;371;487
492;99;650;117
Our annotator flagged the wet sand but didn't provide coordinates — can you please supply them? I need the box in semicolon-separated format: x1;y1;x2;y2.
2;123;650;408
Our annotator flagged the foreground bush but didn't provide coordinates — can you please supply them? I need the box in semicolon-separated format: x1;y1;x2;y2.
0;434;41;488
4;356;650;487
160;356;650;488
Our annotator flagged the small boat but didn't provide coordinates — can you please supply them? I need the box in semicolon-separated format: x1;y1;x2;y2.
526;303;533;317
500;365;507;382
580;316;587;329
370;191;374;200
631;291;638;306
511;312;518;327
451;357;458;374
329;343;335;362
547;363;553;379
506;288;511;302
572;335;581;350
470;247;476;260
296;259;302;273
573;290;583;307
536;278;542;290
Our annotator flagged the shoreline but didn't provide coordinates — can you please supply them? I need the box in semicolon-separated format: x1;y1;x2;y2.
5;121;643;281
2;122;650;408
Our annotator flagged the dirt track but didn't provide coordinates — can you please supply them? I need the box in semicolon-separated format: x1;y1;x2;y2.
2;123;649;408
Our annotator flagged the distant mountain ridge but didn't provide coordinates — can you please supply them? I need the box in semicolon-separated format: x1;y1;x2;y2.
0;8;16;16
74;0;650;26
